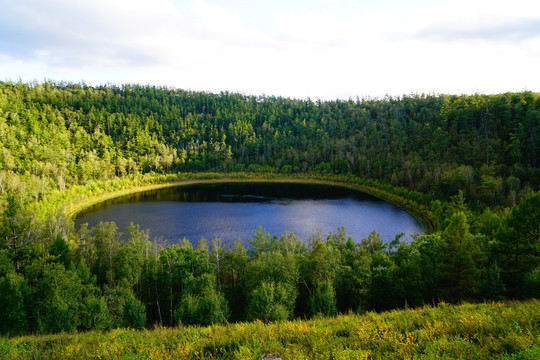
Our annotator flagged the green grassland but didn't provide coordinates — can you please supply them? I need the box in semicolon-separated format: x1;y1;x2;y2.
2;300;539;360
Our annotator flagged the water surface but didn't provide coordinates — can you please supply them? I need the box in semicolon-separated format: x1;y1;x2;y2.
75;182;425;247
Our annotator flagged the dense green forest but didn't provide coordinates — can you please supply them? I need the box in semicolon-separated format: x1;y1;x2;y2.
0;81;539;336
1;80;539;206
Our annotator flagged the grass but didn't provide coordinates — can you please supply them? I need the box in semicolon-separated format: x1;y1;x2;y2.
2;300;538;359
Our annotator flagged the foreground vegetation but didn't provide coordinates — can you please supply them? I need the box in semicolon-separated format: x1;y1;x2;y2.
2;300;539;359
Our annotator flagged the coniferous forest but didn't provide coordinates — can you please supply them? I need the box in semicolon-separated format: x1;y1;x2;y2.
0;80;539;341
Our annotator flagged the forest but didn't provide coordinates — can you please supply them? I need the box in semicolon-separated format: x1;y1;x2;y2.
0;80;539;336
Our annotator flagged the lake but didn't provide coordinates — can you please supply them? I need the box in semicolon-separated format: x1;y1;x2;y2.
75;181;425;248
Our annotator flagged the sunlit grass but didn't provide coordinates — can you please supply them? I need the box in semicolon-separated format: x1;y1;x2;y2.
2;300;538;359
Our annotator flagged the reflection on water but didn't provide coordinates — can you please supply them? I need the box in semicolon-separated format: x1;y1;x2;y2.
75;182;425;248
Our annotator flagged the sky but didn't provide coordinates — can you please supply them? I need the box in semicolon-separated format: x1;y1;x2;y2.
0;0;539;100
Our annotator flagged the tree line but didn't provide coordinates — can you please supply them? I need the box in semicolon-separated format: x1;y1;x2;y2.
1;81;539;210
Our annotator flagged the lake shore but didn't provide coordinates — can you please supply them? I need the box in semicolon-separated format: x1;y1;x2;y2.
60;173;434;234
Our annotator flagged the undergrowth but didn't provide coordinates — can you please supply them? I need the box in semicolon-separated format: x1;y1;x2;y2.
2;300;539;359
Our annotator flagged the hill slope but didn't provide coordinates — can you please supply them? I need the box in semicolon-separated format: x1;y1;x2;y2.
1;81;539;209
2;300;539;359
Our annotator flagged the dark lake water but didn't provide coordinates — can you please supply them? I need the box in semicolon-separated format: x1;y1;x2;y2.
75;182;425;248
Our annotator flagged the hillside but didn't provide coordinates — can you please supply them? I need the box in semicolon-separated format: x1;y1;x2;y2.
2;300;539;359
1;81;539;209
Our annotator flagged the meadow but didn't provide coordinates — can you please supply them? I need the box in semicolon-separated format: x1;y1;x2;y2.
2;300;539;360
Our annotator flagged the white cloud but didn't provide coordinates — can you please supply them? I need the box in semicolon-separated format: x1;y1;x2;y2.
410;0;540;41
0;0;538;98
273;10;347;47
0;0;190;67
189;0;271;46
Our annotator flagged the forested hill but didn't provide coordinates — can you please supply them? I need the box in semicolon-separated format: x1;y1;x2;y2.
1;80;539;208
1;81;540;338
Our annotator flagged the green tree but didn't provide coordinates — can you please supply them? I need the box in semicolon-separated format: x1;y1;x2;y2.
211;237;225;290
246;251;299;319
349;250;372;313
248;226;278;257
114;239;144;288
307;279;338;317
247;281;290;322
103;279;146;329
523;267;540;298
0;193;33;273
475;208;501;238
481;262;506;301
122;296;147;329
35;263;84;334
390;243;424;307
50;235;71;269
333;232;358;312
223;239;248;321
369;265;396;311
196;237;209;252
0;270;29;335
437;212;482;301
279;231;305;256
80;295;111;331
495;192;540;294
360;230;383;254
92;221;121;286
158;245;212;325
174;273;229;326
305;242;339;289
413;233;440;303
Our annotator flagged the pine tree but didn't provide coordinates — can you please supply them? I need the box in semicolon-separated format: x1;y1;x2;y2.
437;212;481;301
495;192;540;294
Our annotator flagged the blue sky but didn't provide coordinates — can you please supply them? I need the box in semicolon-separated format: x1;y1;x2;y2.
1;0;539;99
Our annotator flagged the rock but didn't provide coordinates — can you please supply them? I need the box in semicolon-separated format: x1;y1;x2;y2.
261;355;282;360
